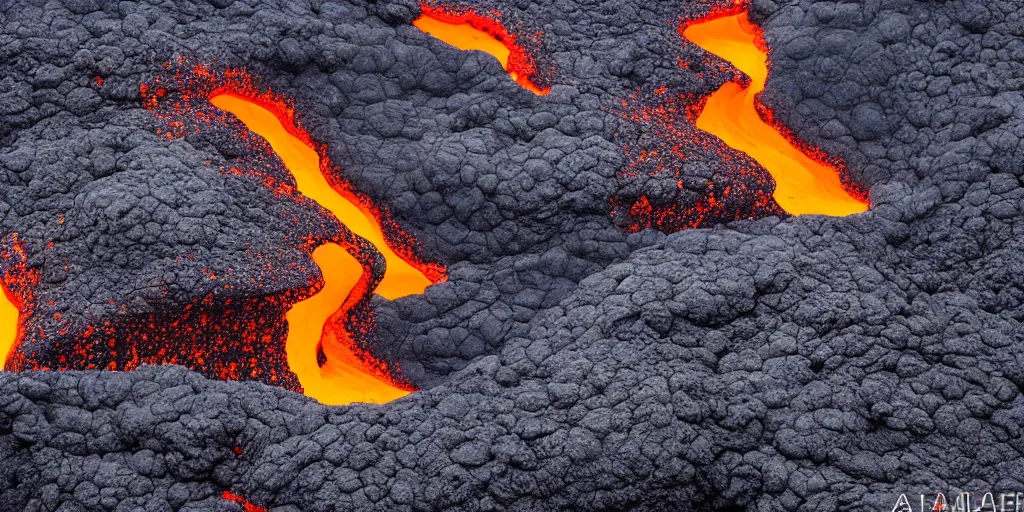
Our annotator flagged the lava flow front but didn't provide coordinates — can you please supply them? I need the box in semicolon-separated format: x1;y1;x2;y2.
682;9;868;216
209;92;432;405
413;3;550;95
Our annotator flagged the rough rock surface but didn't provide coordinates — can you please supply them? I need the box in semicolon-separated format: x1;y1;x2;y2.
1;0;1023;510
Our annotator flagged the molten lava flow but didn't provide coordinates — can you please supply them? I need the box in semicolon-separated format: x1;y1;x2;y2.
0;283;19;365
413;4;550;95
414;15;511;67
682;10;868;216
210;94;431;300
222;491;267;512
209;93;426;405
284;244;408;404
0;236;33;368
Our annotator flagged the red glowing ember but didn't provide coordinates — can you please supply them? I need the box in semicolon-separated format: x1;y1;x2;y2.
414;2;550;95
614;86;782;232
2;61;446;405
9;295;302;387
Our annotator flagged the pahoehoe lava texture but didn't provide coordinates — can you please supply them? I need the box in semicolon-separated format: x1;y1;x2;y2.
1;0;1024;510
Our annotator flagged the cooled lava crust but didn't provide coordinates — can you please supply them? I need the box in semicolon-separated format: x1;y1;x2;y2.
1;0;1024;510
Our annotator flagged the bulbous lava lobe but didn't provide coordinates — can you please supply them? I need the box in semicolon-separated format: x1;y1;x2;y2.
1;0;1024;510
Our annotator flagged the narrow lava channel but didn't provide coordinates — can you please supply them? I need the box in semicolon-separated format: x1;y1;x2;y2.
683;11;869;216
413;4;550;95
210;94;429;405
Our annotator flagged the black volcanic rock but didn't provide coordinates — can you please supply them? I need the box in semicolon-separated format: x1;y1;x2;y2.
1;0;1023;510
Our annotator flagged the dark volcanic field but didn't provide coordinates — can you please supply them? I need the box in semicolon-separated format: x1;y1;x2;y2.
2;0;1024;510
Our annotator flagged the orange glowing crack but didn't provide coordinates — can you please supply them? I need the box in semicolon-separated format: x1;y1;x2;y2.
682;11;868;216
210;93;425;405
413;5;550;95
0;283;19;367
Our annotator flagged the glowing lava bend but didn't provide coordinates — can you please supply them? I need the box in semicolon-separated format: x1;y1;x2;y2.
209;93;434;405
0;284;18;364
0;237;32;369
683;7;868;216
413;3;550;95
139;64;446;406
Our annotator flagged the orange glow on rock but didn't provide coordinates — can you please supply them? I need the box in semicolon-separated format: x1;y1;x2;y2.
413;3;550;95
127;62;446;404
0;234;35;369
210;93;432;300
0;283;19;365
682;9;868;216
208;93;428;405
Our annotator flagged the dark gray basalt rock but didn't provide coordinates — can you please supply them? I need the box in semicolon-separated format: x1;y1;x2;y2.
2;0;1024;510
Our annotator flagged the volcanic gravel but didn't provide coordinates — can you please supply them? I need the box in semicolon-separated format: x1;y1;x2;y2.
1;0;1023;510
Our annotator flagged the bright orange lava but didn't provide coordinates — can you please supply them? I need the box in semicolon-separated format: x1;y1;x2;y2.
222;491;267;512
210;93;427;405
413;6;550;95
415;15;511;67
0;283;19;366
211;94;432;301
683;12;868;216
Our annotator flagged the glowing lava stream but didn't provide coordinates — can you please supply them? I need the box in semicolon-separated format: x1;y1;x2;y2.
683;12;868;216
0;284;18;366
413;6;550;95
210;94;424;405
